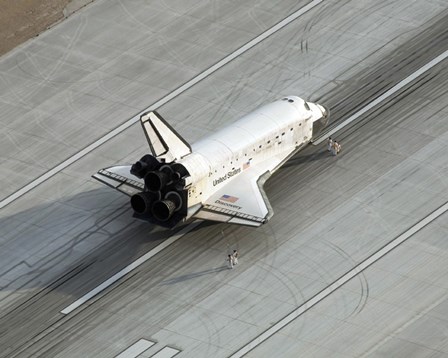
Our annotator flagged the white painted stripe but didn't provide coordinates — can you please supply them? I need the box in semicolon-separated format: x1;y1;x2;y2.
115;339;155;358
0;0;324;210
150;347;180;358
313;49;448;145
230;201;448;357
61;221;202;314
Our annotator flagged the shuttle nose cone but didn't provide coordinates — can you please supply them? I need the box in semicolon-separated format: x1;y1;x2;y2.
317;104;328;119
312;103;330;136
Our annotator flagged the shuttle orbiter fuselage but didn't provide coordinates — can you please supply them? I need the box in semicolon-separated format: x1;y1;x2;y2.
93;96;328;228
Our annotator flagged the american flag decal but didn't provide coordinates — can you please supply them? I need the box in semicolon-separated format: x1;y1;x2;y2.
220;194;239;203
243;160;251;170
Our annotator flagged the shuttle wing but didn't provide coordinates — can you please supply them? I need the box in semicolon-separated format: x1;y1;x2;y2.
195;149;298;226
92;165;144;197
196;169;271;227
140;111;191;162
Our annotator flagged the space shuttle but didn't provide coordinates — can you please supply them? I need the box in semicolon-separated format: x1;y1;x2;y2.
93;96;328;228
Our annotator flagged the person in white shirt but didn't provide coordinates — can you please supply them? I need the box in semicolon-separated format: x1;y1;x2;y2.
327;137;333;152
232;250;239;265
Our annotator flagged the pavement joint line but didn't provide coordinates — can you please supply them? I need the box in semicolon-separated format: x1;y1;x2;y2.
0;0;324;210
60;221;202;315
229;201;448;357
313;48;448;145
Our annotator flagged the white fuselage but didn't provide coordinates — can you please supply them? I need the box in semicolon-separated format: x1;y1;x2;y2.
178;96;326;207
93;95;328;227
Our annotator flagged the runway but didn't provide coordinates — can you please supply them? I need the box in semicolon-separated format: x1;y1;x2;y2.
1;0;447;357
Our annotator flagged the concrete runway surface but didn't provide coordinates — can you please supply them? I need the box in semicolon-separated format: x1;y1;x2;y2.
0;0;447;357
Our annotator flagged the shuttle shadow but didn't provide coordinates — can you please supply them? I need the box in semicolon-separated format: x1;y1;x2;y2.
282;149;331;169
160;266;229;285
0;188;205;299
0;186;221;352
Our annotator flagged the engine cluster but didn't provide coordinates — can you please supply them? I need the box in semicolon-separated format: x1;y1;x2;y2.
129;154;190;227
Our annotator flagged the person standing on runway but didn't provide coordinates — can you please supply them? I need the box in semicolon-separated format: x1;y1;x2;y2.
226;254;234;269
327;137;333;152
232;250;239;265
334;140;341;155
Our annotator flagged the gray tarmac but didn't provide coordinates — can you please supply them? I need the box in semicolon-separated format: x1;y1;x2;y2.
1;0;448;357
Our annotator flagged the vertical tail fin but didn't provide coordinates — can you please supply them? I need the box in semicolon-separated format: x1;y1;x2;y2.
140;111;191;162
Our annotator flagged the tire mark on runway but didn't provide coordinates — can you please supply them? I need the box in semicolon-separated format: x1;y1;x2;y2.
317;10;448;125
0;0;325;210
0;203;131;312
314;48;448;145
60;220;203;315
230;200;448;357
2;127;48;166
325;240;370;317
15;14;87;96
321;62;446;147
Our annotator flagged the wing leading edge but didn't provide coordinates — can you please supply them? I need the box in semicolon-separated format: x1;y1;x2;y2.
196;169;272;227
92;165;143;197
196;146;304;226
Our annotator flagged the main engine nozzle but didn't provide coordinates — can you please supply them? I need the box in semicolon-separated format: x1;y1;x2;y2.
145;171;168;192
130;155;160;179
130;191;161;215
152;200;175;221
151;191;182;221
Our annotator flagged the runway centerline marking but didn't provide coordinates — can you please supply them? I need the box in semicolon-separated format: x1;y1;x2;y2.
313;48;448;145
150;346;181;358
61;221;202;315
0;0;324;210
115;339;155;358
230;201;448;357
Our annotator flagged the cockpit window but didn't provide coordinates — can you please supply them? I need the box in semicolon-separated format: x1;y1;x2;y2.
304;102;310;110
